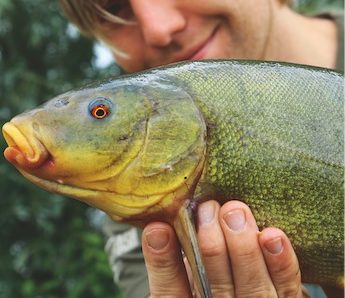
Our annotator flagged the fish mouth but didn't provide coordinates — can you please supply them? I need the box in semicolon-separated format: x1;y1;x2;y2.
2;122;50;169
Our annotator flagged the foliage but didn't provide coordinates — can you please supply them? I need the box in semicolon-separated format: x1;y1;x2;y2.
296;0;344;12
0;0;121;297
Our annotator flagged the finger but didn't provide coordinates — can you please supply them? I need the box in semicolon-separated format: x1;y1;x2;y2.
142;222;192;298
219;200;276;297
259;227;304;297
197;200;235;296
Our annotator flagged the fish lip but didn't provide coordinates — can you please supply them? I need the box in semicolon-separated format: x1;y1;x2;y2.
2;122;49;169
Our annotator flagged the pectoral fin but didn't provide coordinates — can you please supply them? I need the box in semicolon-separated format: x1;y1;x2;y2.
173;202;212;298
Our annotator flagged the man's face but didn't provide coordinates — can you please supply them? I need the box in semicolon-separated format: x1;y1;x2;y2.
101;0;277;72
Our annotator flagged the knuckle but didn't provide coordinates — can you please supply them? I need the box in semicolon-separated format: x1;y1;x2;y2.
271;256;300;280
277;286;301;298
236;285;278;298
211;284;235;297
272;264;302;297
199;240;226;258
235;245;262;262
150;289;188;298
148;255;179;270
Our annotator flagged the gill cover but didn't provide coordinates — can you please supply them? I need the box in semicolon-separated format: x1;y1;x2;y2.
112;81;206;199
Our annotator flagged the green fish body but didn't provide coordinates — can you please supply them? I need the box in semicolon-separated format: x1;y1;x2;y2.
2;60;344;296
174;61;344;287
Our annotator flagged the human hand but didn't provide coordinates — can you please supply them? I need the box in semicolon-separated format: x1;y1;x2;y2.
142;200;309;298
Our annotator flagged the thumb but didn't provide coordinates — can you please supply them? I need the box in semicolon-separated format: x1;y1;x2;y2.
142;222;193;298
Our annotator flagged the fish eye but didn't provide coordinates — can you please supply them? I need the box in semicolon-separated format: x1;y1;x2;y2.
88;97;113;120
91;104;109;119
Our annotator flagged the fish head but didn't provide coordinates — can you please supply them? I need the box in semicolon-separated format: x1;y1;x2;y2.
2;78;206;223
3;83;149;181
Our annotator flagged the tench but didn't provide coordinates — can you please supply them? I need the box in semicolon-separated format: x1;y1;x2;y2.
2;60;344;297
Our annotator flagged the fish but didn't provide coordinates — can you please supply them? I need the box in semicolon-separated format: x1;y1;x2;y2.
2;60;344;298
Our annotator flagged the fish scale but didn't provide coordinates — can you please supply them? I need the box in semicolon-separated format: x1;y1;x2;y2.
170;61;344;286
2;60;344;297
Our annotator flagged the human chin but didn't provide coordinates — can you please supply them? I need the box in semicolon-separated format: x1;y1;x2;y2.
115;54;146;73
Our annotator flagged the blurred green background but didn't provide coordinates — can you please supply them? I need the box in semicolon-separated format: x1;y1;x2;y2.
0;0;343;297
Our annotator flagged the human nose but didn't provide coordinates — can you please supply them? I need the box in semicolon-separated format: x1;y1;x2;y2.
130;0;186;47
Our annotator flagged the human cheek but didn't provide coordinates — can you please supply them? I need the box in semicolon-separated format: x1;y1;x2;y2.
110;28;146;72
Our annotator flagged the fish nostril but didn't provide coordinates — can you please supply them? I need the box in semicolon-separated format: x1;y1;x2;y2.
54;97;69;108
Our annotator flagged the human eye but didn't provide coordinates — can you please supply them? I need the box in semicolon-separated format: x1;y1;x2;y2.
104;0;133;20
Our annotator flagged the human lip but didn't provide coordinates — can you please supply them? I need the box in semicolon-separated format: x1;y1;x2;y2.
183;25;219;61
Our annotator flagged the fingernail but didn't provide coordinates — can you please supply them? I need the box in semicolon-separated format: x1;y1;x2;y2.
198;202;215;226
146;229;169;251
264;237;283;254
223;209;246;231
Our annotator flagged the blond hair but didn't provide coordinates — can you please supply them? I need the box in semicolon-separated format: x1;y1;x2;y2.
59;0;133;57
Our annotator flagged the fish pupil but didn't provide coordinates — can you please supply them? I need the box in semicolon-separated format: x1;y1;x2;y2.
92;104;110;119
96;108;105;117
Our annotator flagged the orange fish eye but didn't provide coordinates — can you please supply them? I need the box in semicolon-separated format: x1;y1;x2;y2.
91;104;110;119
88;97;113;120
